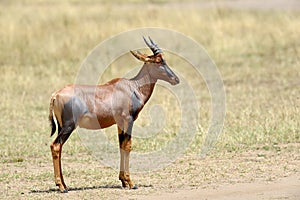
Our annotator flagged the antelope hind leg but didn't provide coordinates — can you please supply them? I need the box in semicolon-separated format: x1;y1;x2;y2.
50;142;68;193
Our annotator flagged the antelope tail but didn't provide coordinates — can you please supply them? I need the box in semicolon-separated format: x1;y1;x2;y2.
49;95;56;137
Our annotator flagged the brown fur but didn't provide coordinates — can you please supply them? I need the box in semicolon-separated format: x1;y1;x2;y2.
49;38;179;192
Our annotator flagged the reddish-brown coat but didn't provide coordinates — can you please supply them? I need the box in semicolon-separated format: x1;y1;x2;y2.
49;38;179;192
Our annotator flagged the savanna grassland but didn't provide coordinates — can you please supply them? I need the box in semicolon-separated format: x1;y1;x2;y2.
0;1;299;199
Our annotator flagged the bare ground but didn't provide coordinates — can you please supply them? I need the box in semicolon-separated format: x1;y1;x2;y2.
1;143;299;199
134;143;300;200
137;174;300;200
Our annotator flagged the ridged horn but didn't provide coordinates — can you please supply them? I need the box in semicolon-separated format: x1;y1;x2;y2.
143;36;163;55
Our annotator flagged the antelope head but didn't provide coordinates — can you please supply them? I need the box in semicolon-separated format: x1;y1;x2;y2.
130;37;180;85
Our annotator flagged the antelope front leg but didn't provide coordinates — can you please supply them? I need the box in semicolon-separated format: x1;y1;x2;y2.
118;127;137;189
119;148;127;188
119;147;137;189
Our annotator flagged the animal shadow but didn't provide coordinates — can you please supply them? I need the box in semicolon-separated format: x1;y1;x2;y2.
30;184;153;194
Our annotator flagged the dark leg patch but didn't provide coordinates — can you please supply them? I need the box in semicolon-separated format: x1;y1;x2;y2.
54;121;75;144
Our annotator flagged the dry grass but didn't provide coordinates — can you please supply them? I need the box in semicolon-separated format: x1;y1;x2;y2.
0;1;299;199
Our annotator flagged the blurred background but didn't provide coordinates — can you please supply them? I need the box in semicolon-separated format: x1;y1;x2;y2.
0;0;299;199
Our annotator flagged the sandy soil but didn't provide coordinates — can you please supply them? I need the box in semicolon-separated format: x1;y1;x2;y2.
129;143;300;200
1;143;299;200
136;174;300;200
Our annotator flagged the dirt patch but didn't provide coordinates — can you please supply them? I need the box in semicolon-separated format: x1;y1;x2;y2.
136;174;300;200
1;143;299;199
131;143;300;200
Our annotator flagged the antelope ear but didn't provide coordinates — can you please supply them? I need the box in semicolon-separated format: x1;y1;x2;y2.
130;50;150;62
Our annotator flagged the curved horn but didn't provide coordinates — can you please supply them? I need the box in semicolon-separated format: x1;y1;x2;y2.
143;36;163;55
130;50;150;62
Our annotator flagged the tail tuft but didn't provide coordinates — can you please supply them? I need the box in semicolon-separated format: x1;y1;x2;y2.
49;95;56;137
50;116;56;137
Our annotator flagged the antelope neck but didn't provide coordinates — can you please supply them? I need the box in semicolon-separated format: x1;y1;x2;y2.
131;65;156;103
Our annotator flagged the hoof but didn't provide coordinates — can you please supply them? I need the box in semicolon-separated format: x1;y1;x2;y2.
60;189;68;193
131;185;138;190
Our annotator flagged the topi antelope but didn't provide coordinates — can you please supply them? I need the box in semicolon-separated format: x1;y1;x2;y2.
49;37;180;192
